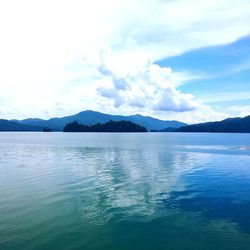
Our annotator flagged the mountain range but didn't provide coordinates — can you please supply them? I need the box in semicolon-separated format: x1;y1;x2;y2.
176;116;250;133
1;110;249;132
1;110;186;131
0;119;43;131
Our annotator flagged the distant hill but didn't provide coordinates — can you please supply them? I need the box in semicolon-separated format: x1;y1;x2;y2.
0;119;42;131
151;127;176;132
13;110;186;131
63;120;147;132
176;116;250;133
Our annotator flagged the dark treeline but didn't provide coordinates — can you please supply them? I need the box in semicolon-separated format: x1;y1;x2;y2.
43;127;52;132
63;120;147;132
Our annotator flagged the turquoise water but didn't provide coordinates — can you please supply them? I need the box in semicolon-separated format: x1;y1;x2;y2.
1;132;250;250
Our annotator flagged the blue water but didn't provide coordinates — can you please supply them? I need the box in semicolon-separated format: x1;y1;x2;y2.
0;132;250;250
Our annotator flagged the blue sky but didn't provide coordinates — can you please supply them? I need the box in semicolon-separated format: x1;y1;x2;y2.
158;35;250;116
0;0;250;123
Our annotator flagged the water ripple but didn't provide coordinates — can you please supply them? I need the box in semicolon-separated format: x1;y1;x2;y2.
1;133;250;249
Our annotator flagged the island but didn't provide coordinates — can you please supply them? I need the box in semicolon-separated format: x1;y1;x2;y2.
43;127;52;132
63;120;147;132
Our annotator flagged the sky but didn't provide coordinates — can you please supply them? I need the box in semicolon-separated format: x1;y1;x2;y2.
0;0;250;124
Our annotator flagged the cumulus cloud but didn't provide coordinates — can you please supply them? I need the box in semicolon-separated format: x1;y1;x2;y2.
95;49;198;112
0;0;250;121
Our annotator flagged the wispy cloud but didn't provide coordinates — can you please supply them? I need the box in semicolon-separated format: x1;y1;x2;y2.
202;91;250;104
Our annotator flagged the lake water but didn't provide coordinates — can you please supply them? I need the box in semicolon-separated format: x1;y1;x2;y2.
1;132;250;250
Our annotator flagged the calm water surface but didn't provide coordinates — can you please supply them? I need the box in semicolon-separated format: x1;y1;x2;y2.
1;132;250;250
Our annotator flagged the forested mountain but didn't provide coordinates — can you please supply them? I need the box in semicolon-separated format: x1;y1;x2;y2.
176;116;250;133
0;119;42;131
13;110;186;131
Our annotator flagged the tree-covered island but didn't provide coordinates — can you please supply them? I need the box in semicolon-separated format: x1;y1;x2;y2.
63;120;147;132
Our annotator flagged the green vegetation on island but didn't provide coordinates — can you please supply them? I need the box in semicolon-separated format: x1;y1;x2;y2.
63;120;147;132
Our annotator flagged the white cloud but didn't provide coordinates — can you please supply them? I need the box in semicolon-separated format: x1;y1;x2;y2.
158;105;229;124
95;51;198;112
227;105;250;118
0;0;250;121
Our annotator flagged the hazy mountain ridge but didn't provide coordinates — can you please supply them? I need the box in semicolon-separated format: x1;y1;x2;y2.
12;110;187;131
0;119;43;131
